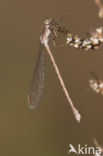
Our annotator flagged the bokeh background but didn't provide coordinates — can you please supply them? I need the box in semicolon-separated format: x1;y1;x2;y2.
0;0;103;155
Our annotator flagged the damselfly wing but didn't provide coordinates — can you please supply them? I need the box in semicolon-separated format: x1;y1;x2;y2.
28;43;45;109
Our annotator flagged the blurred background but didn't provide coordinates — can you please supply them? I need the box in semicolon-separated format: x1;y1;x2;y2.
0;0;103;155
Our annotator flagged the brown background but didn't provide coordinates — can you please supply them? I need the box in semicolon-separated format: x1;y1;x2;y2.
0;0;103;155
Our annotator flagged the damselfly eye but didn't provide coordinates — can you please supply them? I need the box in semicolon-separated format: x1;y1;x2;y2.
44;19;50;25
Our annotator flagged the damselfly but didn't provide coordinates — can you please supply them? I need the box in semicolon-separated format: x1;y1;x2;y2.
28;18;81;123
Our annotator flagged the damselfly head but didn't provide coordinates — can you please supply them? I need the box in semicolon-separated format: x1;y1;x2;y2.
44;18;53;25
